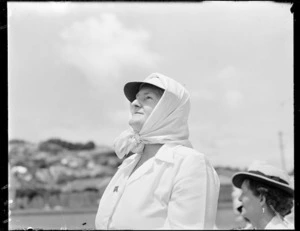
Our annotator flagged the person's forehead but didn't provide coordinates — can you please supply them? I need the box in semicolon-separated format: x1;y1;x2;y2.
241;179;250;191
137;86;161;95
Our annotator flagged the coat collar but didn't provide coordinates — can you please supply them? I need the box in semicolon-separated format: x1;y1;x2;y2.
118;154;141;170
118;143;178;169
116;144;179;185
265;215;292;229
154;143;178;164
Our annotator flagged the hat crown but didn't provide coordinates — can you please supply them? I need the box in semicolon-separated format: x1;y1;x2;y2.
142;74;165;90
247;162;290;185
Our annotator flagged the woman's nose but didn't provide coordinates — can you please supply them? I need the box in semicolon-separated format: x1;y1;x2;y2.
238;194;242;202
131;99;141;107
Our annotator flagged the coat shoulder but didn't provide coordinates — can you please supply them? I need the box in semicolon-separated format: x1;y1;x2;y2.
173;145;206;160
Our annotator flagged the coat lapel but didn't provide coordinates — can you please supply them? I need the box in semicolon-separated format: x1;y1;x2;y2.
120;144;178;185
125;144;177;185
126;157;155;185
118;154;140;170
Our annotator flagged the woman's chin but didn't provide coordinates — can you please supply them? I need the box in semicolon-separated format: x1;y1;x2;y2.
242;213;250;222
129;120;143;132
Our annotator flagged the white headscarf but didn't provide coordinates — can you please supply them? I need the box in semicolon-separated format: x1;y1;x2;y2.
114;73;192;159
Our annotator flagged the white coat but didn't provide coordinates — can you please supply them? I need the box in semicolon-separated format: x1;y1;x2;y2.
265;216;294;229
240;216;294;229
95;143;220;230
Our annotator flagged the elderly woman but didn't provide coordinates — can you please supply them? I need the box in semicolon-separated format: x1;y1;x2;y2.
231;161;294;229
95;73;220;229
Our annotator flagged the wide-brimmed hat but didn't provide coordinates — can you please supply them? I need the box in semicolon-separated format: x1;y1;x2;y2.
124;73;165;102
232;161;294;196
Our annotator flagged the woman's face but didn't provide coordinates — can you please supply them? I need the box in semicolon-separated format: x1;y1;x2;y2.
129;85;162;132
238;179;262;223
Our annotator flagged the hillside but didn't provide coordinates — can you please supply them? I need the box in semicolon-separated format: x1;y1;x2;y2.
8;139;240;210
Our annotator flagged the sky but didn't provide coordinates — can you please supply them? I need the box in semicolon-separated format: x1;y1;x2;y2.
8;2;294;171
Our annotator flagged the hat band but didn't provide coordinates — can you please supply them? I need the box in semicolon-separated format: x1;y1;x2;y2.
248;170;289;185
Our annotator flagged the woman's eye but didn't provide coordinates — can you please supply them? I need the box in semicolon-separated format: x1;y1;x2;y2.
146;96;152;100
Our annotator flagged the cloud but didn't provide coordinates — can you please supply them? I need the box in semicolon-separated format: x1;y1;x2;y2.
109;109;131;126
60;13;161;88
224;90;243;108
43;2;72;14
189;89;215;101
217;66;240;88
8;2;73;17
216;66;244;108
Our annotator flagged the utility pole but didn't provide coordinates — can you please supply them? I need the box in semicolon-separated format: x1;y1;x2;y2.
278;131;286;171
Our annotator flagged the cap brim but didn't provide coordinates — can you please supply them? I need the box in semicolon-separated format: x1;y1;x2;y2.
124;82;143;102
123;81;165;102
232;172;294;196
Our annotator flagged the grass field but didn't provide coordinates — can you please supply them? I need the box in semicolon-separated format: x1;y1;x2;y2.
10;202;245;230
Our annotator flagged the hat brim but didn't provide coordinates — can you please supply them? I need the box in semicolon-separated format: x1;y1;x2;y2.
124;82;143;102
123;81;164;102
232;172;294;196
